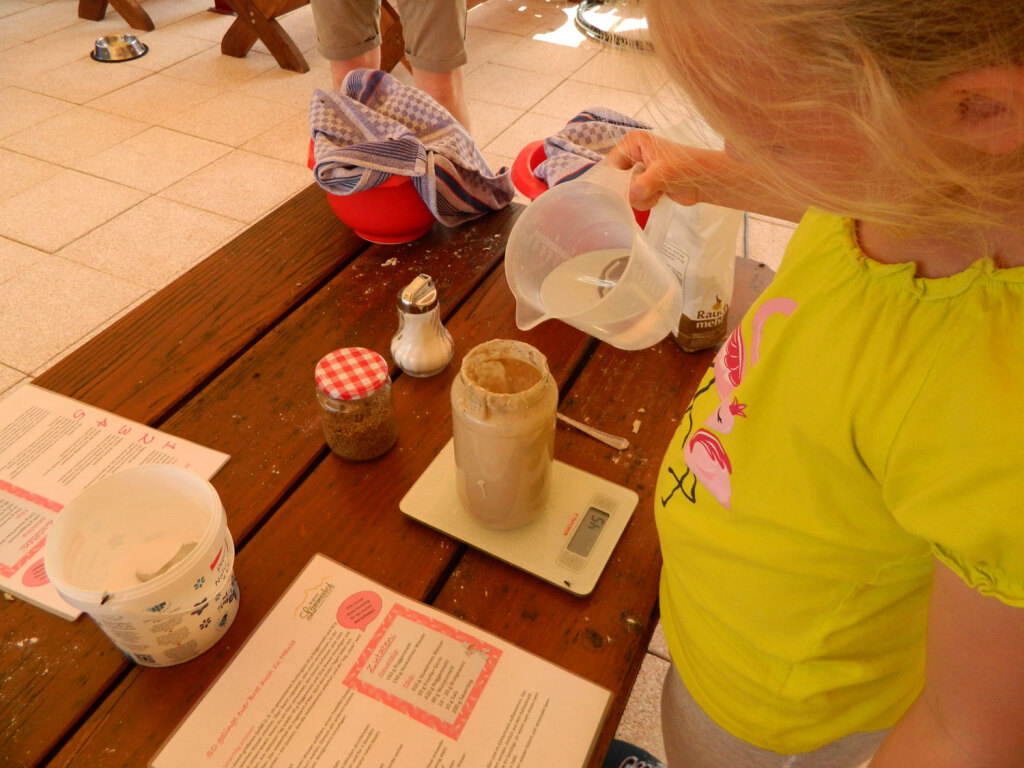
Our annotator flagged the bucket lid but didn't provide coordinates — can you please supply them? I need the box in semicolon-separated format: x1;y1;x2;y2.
315;347;389;400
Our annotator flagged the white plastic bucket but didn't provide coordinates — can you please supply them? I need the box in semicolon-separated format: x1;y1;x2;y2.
505;162;683;350
46;465;239;667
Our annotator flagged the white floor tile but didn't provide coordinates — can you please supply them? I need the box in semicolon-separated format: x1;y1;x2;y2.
28;55;151;104
745;215;796;271
74;126;232;193
468;0;563;36
648;620;669;661
29;288;155;376
161;42;276;88
468;99;523;150
0;365;27;398
161;90;296;146
571;47;667;93
0;105;148;165
464;61;563;111
464;25;521;70
0;0;81;42
0;235;46;283
0;21;126;87
0;0;36;27
490;27;599;79
239;110;312;166
160;149;311;222
614;652;668;762
123;29;217;72
57;196;242;288
532;77;648;121
236;64;334;110
484;110;566;159
86;72;220;124
139;0;212;29
0;254;146;373
0;86;74;139
160;7;237;44
0;168;146;252
0;148;62;201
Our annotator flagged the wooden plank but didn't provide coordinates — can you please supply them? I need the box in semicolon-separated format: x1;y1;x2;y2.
3;203;516;768
33;185;362;425
46;225;597;768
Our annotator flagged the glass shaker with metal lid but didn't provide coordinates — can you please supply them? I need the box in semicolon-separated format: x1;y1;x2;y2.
390;274;454;378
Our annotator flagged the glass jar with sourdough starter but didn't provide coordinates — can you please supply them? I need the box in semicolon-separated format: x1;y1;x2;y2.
315;347;398;460
450;340;557;529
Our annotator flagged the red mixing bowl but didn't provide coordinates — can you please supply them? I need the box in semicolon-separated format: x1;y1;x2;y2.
307;139;435;244
511;139;651;229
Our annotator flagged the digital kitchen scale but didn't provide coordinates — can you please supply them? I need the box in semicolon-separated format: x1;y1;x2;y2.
399;439;637;596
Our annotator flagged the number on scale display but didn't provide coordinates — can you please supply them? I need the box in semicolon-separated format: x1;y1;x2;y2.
567;507;610;557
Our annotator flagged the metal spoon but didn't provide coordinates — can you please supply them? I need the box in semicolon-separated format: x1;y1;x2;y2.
557;413;630;451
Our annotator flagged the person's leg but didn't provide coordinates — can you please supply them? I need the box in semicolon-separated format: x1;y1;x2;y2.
410;66;469;128
394;0;470;128
309;0;382;90
328;47;381;91
661;662;887;768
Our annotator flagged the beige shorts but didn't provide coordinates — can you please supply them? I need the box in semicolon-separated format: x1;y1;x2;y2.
310;0;468;72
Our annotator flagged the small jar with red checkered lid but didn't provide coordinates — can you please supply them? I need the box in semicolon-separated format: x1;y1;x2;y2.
315;347;398;460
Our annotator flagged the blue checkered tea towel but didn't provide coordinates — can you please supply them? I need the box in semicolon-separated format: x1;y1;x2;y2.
309;70;515;228
535;108;652;186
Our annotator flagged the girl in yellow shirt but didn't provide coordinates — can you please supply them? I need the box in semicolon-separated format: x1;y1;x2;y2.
608;2;1024;767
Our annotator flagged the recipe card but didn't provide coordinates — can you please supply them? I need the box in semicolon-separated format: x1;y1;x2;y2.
0;384;230;619
152;554;611;768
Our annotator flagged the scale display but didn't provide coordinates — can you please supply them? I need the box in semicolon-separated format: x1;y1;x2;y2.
400;440;637;595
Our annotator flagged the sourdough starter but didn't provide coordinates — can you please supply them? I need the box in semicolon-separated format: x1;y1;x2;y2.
450;340;557;529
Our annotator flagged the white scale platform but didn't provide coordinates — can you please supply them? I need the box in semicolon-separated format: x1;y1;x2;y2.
400;439;638;596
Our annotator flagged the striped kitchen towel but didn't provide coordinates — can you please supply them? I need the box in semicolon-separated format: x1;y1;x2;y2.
309;69;514;228
535;108;652;187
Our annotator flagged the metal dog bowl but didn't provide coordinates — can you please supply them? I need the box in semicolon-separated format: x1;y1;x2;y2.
91;33;148;63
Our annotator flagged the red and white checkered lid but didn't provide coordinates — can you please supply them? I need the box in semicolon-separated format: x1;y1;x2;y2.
315;347;389;400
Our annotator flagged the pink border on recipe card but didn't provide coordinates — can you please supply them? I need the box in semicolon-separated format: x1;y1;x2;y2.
0;480;62;578
344;604;501;739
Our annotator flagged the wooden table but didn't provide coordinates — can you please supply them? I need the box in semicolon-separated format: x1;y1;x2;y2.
0;183;772;768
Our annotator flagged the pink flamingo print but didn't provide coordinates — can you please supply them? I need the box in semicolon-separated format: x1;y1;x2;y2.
687;296;797;509
684;429;733;507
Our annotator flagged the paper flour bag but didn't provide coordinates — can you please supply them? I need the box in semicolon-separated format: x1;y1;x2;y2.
645;197;744;352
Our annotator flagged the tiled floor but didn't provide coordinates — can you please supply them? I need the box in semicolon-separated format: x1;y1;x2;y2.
0;0;795;762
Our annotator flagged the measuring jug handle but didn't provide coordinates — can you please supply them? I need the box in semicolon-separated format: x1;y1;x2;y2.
581;161;635;209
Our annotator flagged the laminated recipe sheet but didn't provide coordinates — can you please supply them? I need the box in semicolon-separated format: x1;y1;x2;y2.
0;384;230;619
153;554;611;768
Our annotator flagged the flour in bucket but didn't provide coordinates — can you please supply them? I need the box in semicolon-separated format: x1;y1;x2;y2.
45;465;239;667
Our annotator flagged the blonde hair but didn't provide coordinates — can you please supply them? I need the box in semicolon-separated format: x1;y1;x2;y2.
645;0;1024;232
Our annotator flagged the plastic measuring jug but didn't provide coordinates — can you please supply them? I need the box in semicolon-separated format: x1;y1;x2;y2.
504;162;682;350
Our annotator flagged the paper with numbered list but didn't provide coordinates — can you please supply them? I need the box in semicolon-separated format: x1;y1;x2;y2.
152;554;611;768
0;384;230;620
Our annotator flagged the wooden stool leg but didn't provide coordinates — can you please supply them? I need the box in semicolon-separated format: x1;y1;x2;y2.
221;10;309;72
379;0;408;73
78;0;109;22
221;16;260;58
79;0;155;30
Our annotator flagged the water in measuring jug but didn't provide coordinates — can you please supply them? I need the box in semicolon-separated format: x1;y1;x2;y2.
538;248;630;317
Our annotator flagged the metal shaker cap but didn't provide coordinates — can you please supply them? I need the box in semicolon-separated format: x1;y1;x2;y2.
397;274;439;314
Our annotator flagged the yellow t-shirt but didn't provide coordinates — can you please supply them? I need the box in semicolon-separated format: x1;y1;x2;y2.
655;209;1024;753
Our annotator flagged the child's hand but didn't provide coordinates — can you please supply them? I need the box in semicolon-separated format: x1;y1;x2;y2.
605;131;725;210
607;130;806;223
